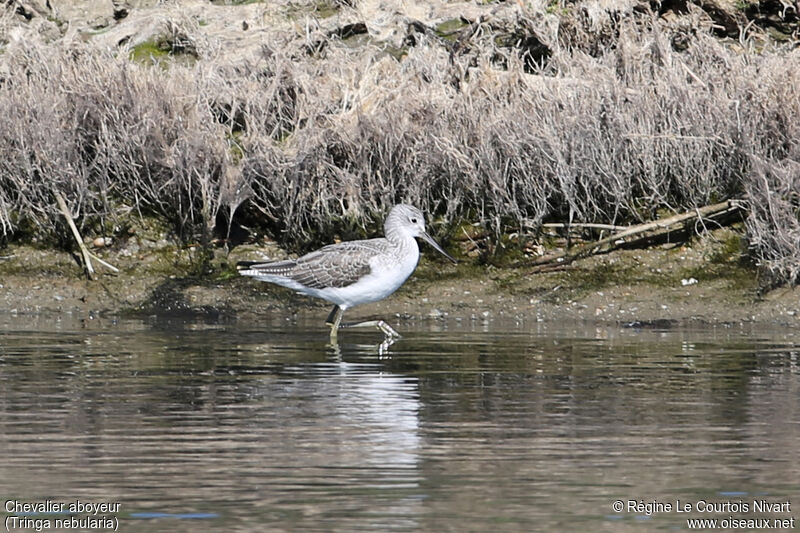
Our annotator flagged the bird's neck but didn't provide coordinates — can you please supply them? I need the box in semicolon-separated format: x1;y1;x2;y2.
386;227;417;250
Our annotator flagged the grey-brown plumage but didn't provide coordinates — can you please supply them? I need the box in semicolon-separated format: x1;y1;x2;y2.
238;240;382;290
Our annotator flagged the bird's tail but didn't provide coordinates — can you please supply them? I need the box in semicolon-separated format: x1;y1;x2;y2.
236;259;297;278
236;261;262;270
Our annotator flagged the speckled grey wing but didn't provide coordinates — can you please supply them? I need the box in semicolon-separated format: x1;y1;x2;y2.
241;240;385;289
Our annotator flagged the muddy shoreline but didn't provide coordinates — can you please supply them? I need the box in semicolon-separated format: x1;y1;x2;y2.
3;227;799;329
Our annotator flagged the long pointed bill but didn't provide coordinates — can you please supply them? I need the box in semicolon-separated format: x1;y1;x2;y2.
419;231;457;263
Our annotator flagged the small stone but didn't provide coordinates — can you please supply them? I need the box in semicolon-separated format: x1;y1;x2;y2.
681;277;698;286
93;237;111;248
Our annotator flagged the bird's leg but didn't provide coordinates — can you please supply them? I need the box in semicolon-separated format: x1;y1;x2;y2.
328;305;400;339
339;319;400;339
325;305;344;341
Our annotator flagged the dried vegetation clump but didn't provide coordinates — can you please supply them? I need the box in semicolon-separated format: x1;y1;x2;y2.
0;0;799;282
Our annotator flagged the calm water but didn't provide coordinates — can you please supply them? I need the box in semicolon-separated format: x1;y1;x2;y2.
1;314;798;532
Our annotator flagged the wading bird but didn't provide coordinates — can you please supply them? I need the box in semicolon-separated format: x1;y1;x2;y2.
237;204;456;340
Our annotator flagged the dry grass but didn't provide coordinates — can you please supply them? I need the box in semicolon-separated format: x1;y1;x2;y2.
0;10;798;281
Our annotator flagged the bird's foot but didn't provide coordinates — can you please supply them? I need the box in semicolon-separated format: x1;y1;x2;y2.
375;320;400;339
340;319;401;339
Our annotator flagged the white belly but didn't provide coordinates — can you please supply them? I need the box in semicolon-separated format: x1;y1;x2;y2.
317;245;419;309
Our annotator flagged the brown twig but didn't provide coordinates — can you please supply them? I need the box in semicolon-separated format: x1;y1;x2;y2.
540;222;630;232
525;200;745;272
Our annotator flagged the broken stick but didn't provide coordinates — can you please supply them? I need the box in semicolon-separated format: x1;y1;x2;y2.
53;189;119;279
526;199;744;272
53;189;95;280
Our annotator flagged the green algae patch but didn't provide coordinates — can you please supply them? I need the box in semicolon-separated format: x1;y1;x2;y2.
129;39;171;63
129;37;198;67
435;18;469;40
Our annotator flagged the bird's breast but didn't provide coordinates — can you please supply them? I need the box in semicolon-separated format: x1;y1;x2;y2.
372;251;418;291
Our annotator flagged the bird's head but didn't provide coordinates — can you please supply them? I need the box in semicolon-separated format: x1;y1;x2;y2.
387;204;457;263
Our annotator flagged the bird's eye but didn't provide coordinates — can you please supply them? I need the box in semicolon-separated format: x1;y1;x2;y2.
410;218;418;224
